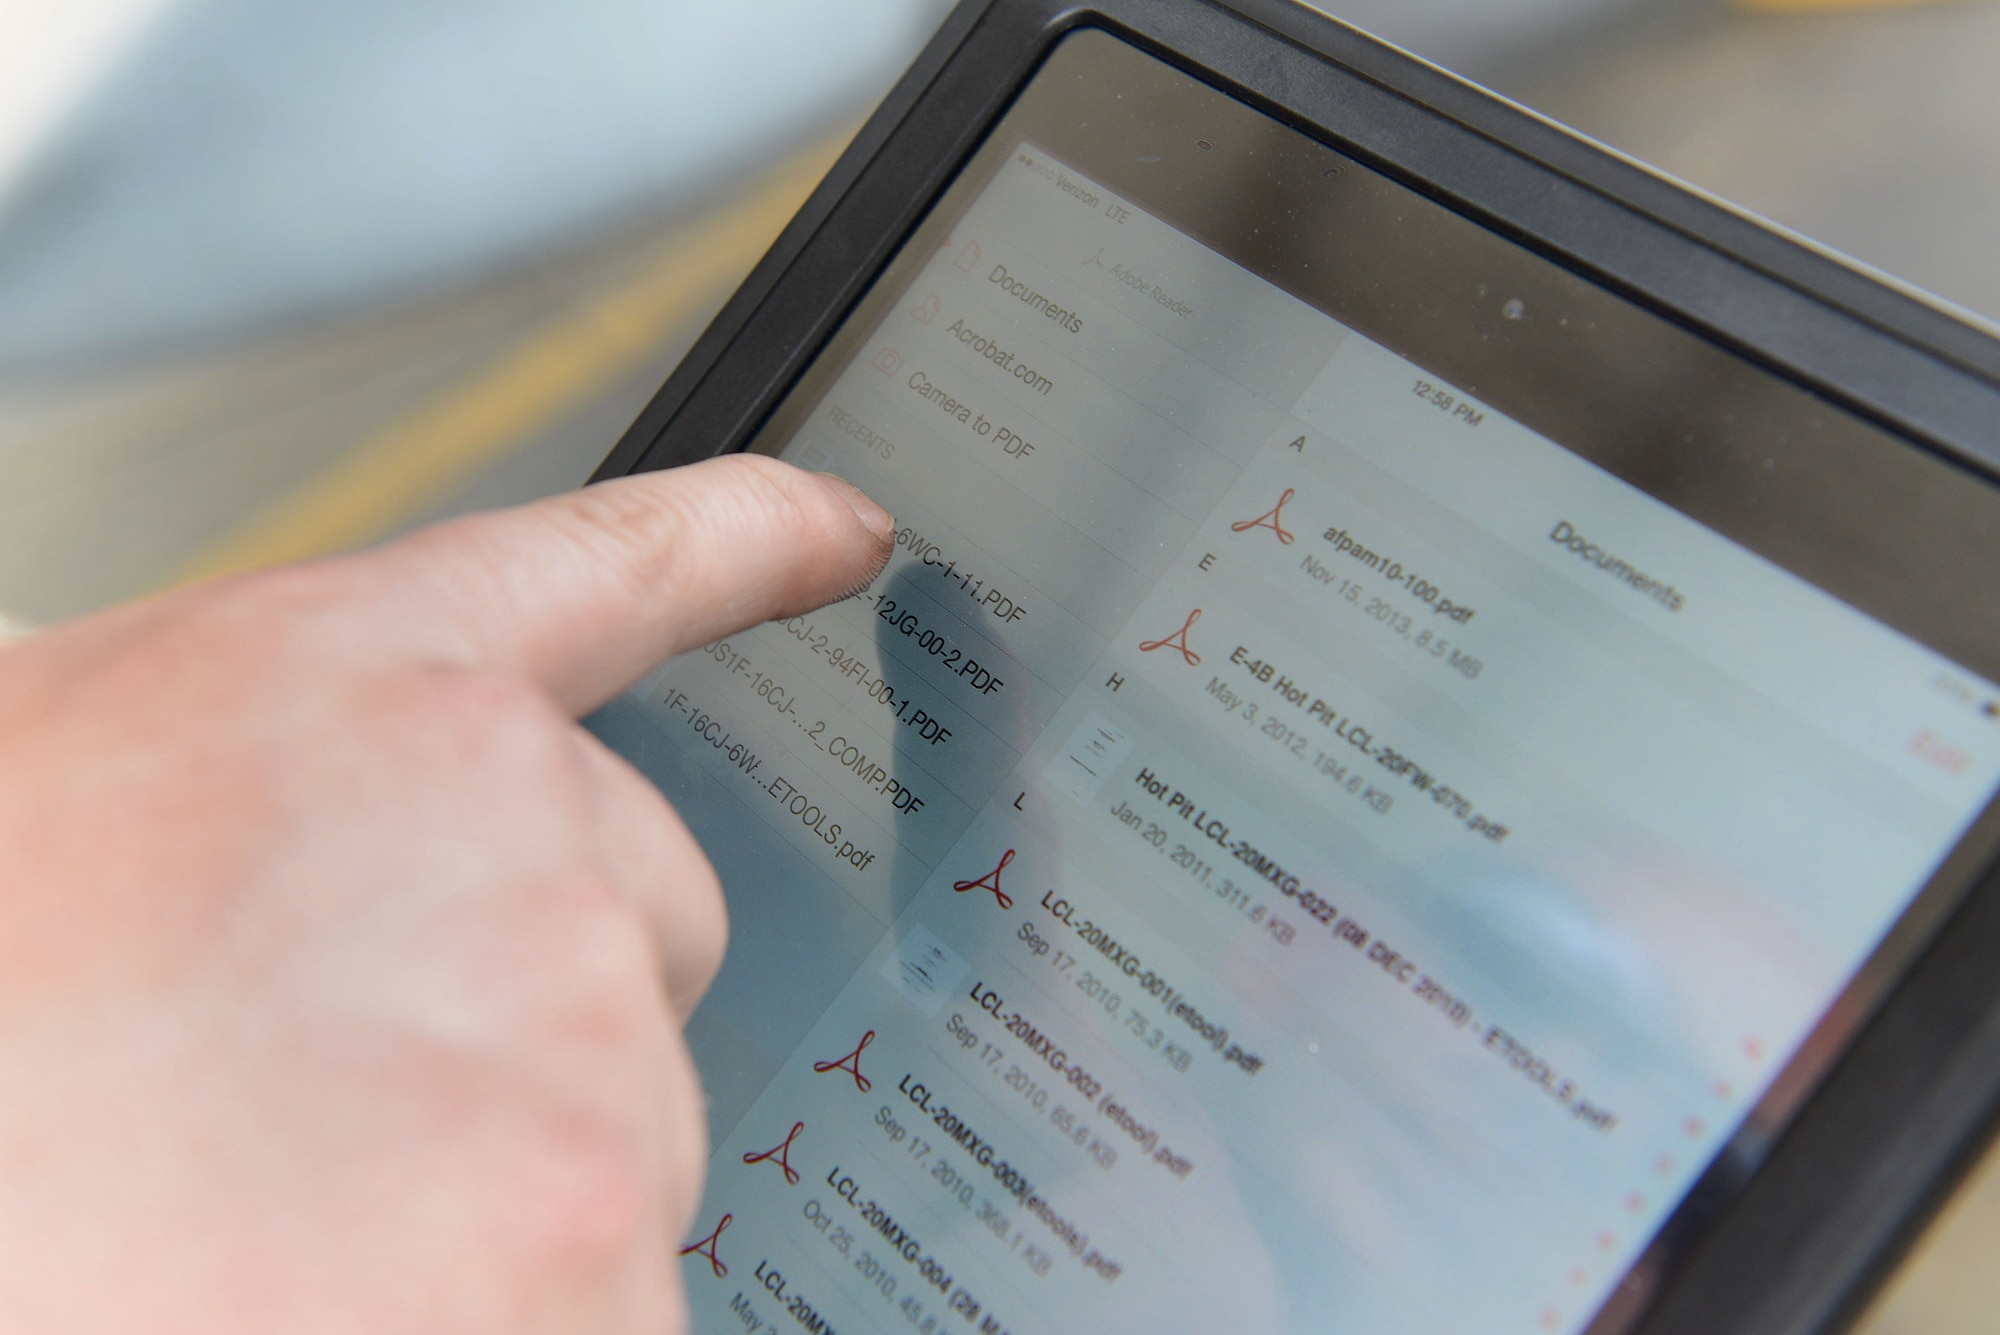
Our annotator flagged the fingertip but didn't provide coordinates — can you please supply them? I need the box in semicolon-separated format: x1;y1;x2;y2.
811;471;895;546
708;454;893;611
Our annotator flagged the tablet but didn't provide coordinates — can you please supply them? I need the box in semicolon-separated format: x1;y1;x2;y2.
586;5;2000;1331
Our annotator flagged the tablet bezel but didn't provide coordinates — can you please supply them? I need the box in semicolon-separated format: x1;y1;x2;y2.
592;3;2000;1330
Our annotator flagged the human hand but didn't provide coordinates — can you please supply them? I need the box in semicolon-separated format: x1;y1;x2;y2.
0;454;892;1334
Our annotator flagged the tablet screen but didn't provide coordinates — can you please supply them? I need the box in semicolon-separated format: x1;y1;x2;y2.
587;29;2000;1334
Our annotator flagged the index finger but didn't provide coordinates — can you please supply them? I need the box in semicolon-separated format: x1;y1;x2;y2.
350;453;894;714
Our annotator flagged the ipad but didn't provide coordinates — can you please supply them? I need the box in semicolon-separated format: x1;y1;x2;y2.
586;6;2000;1331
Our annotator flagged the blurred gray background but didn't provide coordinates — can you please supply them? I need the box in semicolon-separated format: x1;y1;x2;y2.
1;1;1997;1324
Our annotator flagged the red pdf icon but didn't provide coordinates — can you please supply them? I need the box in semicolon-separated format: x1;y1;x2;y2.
952;847;1016;910
742;1121;805;1185
1231;487;1297;545
813;1029;876;1093
679;1211;734;1279
1139;607;1203;666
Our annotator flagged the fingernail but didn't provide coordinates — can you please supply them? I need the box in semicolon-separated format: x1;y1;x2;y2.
815;472;894;542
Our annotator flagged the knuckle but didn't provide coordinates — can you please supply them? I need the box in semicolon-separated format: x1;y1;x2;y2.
630;794;729;1007
168;563;360;669
323;665;584;833
560;454;821;598
548;876;668;1027
506;1106;654;1275
491;881;675;1269
553;477;702;605
506;873;676;1074
417;660;538;723
111;564;402;731
402;664;570;773
708;449;807;506
658;1035;713;1233
707;452;831;549
673;852;729;991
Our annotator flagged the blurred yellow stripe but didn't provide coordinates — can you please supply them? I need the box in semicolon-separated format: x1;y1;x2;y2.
166;132;849;588
1734;0;1956;10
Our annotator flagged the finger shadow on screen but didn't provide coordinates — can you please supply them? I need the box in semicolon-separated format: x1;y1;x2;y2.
870;556;1054;985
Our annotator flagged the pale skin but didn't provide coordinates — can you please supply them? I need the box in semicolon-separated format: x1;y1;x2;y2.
0;454;894;1334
